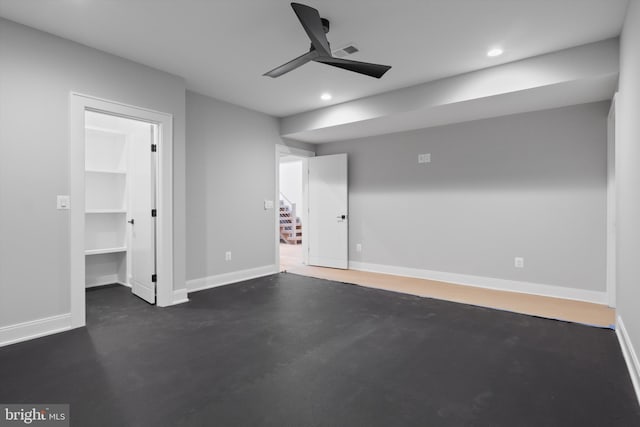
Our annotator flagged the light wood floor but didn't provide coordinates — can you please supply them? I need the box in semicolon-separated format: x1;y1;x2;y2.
279;244;615;328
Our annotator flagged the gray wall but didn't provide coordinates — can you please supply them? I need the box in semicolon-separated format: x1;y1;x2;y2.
316;102;609;292
617;0;640;358
0;18;187;327
186;91;284;281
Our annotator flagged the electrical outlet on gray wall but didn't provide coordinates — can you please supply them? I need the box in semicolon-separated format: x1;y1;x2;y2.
418;153;431;164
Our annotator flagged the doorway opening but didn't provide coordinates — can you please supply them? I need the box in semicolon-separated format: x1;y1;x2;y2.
275;145;314;272
70;93;175;329
279;155;305;271
274;146;350;274
84;111;157;305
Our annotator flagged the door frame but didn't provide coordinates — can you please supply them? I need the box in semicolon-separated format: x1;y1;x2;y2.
606;93;617;308
70;92;174;328
275;144;315;268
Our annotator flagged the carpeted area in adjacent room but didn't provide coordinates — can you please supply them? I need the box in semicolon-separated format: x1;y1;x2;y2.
0;273;638;426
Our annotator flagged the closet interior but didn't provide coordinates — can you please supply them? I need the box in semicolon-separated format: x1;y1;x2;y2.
84;110;156;300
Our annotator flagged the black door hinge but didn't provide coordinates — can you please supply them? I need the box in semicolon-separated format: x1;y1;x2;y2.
151;144;157;152
151;274;157;283
151;209;157;217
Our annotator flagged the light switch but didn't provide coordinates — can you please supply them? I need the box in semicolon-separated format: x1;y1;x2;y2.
264;200;274;210
57;195;70;210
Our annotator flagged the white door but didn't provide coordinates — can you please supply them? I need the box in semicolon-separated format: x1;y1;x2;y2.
129;124;157;303
308;153;348;269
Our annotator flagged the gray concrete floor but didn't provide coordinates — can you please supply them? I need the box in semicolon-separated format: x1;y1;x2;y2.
0;274;638;426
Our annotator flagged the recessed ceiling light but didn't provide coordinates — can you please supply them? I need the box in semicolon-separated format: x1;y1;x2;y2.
321;93;332;101
487;48;504;57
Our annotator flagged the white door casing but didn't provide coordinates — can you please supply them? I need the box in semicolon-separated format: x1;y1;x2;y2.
308;153;348;269
70;92;175;328
274;144;315;267
606;94;617;308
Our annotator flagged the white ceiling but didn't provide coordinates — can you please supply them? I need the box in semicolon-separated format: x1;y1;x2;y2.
281;38;620;142
0;0;629;117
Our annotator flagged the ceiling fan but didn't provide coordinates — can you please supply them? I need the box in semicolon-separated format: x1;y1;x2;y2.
263;2;392;79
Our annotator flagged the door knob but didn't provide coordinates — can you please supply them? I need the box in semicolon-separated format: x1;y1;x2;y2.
336;214;347;220
128;219;135;225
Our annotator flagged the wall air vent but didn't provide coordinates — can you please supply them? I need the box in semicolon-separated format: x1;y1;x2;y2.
332;43;359;58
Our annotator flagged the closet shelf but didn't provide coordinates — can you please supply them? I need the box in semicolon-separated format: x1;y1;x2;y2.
85;247;127;256
86;168;126;175
85;209;127;214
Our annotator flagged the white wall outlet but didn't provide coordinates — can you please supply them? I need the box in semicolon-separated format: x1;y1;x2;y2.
264;200;274;210
356;243;362;252
57;195;70;210
514;257;524;268
418;153;431;164
225;251;232;261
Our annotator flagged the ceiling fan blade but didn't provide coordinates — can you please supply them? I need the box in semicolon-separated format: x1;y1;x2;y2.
291;3;331;56
314;56;392;79
263;50;318;78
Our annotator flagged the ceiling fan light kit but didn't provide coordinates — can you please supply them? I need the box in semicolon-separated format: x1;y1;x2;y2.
263;2;391;79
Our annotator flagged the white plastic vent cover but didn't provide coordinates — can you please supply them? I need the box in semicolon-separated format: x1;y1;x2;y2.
332;43;359;58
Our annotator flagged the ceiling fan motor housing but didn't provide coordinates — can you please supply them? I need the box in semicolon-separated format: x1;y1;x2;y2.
320;18;330;34
263;3;391;79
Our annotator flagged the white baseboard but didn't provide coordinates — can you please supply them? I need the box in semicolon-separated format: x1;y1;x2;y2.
172;288;189;305
187;264;278;293
86;281;129;289
0;313;72;348
348;261;607;305
85;274;123;288
616;315;640;405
